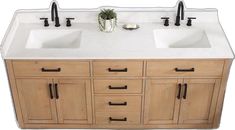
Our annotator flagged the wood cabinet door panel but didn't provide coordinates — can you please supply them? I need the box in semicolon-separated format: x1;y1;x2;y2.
179;79;220;124
144;79;181;124
56;79;92;124
16;78;57;124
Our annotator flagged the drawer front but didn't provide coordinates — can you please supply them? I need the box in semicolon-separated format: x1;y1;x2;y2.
95;112;141;125
95;96;141;124
95;96;142;112
94;79;142;94
12;61;90;77
93;61;143;76
147;60;224;77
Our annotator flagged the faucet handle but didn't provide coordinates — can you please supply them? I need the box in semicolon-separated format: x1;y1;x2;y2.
40;18;49;27
161;17;170;26
187;17;196;26
66;18;75;27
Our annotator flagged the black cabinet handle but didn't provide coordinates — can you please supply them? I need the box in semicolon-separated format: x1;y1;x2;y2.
175;68;194;72
177;83;182;99
183;83;188;99
108;85;128;90
54;83;59;99
41;68;61;72
109;102;127;106
108;68;128;72
49;83;53;99
109;117;127;122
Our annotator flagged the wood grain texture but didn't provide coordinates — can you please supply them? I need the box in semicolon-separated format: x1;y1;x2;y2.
5;60;25;128
16;78;58;124
179;78;220;124
94;79;142;94
5;59;233;129
144;79;181;124
93;61;143;76
147;60;224;77
12;60;90;77
212;59;233;128
55;79;93;124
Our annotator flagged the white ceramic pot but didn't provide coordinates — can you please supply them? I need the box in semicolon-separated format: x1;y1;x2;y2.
98;17;117;33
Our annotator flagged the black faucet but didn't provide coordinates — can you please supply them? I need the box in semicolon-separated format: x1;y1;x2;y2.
51;2;60;27
175;1;184;26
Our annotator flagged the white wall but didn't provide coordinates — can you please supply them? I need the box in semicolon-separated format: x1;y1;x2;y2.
0;0;234;129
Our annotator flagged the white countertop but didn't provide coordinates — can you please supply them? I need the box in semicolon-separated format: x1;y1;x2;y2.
1;7;234;59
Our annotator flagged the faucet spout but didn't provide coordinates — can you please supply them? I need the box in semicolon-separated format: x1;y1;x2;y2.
51;2;60;27
175;1;184;26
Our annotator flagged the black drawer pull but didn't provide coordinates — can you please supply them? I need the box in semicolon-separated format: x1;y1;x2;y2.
175;68;194;72
109;117;127;122
108;85;128;90
41;68;61;72
54;83;59;99
49;83;53;99
183;83;188;99
108;68;128;72
109;102;127;106
177;83;182;99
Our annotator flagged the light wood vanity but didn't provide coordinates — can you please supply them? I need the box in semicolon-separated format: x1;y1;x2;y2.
5;59;232;129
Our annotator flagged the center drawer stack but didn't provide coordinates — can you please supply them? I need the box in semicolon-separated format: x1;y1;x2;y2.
92;61;144;125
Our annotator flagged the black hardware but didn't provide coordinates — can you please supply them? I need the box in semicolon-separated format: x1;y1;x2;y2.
49;83;54;99
175;68;195;72
108;68;128;72
161;17;169;26
41;68;61;72
40;18;49;27
183;83;188;99
177;83;182;99
51;2;60;27
66;18;75;27
187;17;196;26
175;1;184;26
54;83;59;99
109;117;127;122
109;102;127;106
108;85;128;90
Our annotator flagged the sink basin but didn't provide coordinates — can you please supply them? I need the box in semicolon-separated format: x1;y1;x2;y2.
154;28;211;48
26;29;82;49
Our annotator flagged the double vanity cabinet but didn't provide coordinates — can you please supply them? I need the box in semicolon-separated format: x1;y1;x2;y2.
1;1;234;129
5;59;232;129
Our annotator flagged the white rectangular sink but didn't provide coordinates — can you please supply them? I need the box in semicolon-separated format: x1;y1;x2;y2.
154;28;211;48
26;29;82;49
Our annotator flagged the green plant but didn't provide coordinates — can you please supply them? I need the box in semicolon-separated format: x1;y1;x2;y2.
98;9;117;20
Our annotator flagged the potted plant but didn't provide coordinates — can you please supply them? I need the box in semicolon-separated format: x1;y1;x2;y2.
98;9;117;32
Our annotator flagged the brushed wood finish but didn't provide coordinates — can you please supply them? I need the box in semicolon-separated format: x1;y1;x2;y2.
213;60;233;128
93;61;143;76
55;79;92;124
16;78;58;124
5;59;233;129
95;112;141;125
144;79;181;124
95;95;141;124
94;79;142;94
5;60;25;127
179;78;220;124
12;60;90;77
147;60;224;77
95;95;141;112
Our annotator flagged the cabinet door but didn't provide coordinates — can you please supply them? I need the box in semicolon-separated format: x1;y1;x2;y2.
55;79;92;124
179;79;220;124
144;79;181;124
16;78;57;124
